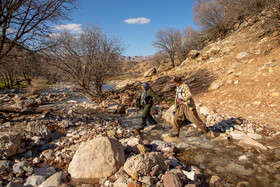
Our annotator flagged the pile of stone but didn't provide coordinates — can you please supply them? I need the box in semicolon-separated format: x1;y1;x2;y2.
68;136;207;186
0;108;137;186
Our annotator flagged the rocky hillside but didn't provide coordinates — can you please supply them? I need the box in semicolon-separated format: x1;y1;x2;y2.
130;11;280;130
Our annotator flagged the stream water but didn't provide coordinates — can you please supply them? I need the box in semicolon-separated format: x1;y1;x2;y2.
40;85;280;186
138;122;280;186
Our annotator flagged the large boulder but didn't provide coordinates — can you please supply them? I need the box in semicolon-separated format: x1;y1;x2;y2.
162;105;175;125
123;152;167;179
26;121;51;140
68;136;125;183
157;60;173;73
188;50;200;59
0;132;21;157
114;79;135;90
143;68;157;77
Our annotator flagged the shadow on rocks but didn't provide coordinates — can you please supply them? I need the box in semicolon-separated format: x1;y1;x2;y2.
184;68;217;96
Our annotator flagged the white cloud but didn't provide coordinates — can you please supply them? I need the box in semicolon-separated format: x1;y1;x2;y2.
124;17;151;24
53;23;83;34
48;33;61;38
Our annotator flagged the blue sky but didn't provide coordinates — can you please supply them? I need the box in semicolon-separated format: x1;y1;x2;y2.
56;0;197;56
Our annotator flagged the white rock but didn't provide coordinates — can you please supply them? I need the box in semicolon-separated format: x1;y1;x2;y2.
26;122;51;140
67;100;77;104
127;137;142;147
238;135;267;151
12;161;28;174
144;67;157;77
200;106;211;116
253;101;261;106
230;131;246;140
0;132;21;157
247;133;263;140
236;52;249;59
238;155;249;161
162;105;175;125
150;140;172;152
68;136;125;183
210;175;220;184
33;157;40;164
39;171;68;187
182;170;196;181
233;125;243;131
113;175;133;187
123;152;167;179
24;175;46;187
139;176;152;185
209;81;223;91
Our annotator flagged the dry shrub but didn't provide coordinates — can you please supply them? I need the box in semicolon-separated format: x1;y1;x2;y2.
193;0;228;40
182;26;204;54
193;0;280;41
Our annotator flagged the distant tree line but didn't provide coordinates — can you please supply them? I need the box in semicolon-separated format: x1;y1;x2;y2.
0;0;123;101
0;0;77;88
151;0;280;68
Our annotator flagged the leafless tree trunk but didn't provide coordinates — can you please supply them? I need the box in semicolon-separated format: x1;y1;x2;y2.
0;0;77;64
0;55;18;88
45;24;123;100
152;28;182;68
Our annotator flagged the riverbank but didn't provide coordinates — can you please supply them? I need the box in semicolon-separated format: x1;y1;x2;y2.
0;83;280;186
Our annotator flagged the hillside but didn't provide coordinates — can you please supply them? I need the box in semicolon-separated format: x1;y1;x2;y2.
120;55;151;62
126;13;280;130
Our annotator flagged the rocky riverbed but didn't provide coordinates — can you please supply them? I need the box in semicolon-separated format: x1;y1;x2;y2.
0;84;280;187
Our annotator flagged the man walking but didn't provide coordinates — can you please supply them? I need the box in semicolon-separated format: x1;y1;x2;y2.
170;77;208;137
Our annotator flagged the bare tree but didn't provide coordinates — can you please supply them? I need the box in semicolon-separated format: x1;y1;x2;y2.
193;0;228;40
193;0;280;41
46;24;123;100
181;26;204;56
0;0;77;64
0;56;18;88
152;28;182;68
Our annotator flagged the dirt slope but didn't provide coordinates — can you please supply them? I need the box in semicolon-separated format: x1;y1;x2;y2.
132;17;280;130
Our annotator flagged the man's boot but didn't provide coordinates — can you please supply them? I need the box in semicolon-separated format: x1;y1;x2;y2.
140;117;147;130
147;114;157;125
